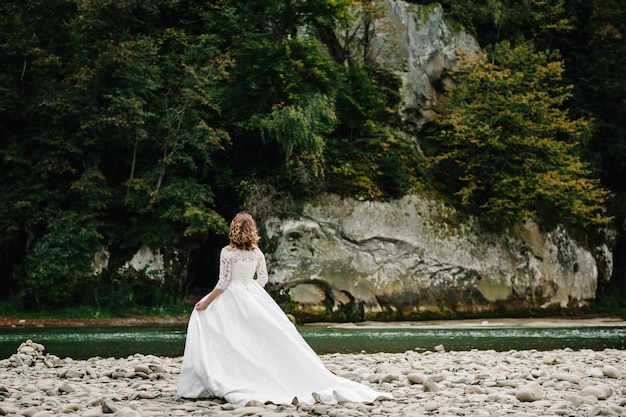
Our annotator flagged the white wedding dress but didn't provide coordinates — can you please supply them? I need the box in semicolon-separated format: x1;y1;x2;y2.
177;246;390;405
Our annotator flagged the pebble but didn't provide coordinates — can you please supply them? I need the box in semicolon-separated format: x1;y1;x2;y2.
516;381;544;402
0;340;624;416
603;365;622;379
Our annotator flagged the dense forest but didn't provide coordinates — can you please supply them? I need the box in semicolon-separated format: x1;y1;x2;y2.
1;0;625;314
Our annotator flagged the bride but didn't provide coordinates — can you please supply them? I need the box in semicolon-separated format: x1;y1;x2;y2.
177;212;391;406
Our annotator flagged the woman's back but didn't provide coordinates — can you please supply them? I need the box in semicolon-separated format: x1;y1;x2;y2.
220;247;267;286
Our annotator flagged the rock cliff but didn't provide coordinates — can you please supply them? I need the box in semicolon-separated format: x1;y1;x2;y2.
264;194;604;318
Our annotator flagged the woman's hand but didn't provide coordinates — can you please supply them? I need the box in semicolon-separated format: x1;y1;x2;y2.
194;288;223;311
195;297;210;311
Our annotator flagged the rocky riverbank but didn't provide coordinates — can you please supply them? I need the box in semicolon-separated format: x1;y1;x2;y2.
1;340;625;417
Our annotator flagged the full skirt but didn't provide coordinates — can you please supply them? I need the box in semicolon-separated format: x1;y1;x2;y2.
177;281;390;405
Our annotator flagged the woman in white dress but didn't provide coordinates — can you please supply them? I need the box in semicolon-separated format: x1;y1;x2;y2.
177;212;390;406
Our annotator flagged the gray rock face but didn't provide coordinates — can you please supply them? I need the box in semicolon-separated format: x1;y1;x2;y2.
380;1;479;131
264;194;605;316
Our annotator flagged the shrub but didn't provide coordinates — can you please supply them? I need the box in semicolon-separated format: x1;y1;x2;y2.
19;214;101;309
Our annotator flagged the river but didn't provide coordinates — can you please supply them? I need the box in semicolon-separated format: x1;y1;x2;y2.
1;318;624;359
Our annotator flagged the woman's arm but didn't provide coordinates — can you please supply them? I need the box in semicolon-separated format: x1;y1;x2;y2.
255;248;269;287
195;247;231;310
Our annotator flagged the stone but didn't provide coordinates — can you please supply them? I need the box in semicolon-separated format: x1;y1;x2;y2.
516;382;544;402
547;401;571;411
0;386;9;400
467;386;485;394
588;405;619;416
423;401;439;411
240;400;265;408
66;369;86;379
24;384;38;393
379;374;398;383
21;409;40;417
422;379;441;393
1;344;626;417
582;395;599;405
151;365;166;373
112;407;142;417
496;380;517;388
580;385;612;400
63;403;82;412
102;399;120;413
406;373;427;384
602;365;622;379
0;404;20;415
339;372;360;381
565;394;584;408
137;391;156;399
552;372;580;384
58;382;75;394
82;408;104;417
19;346;37;354
134;364;153;375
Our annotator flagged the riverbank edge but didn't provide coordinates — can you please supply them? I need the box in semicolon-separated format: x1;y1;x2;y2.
1;314;624;329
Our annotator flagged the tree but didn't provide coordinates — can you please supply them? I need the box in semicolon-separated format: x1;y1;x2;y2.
422;42;609;229
555;0;626;299
0;0;231;305
434;0;574;47
19;214;101;308
559;0;626;193
259;93;337;193
203;0;418;202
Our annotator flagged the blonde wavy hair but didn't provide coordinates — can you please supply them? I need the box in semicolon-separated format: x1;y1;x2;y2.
228;212;260;250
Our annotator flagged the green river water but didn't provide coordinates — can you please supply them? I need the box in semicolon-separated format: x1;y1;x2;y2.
1;325;624;360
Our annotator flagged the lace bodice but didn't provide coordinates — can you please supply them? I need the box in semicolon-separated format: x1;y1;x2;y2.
214;246;269;290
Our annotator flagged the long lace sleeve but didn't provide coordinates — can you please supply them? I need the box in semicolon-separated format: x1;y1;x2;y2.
214;248;233;290
255;248;269;287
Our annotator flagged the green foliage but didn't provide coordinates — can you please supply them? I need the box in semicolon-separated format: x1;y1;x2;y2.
433;0;626;197
20;214;101;309
259;94;337;192
223;0;354;42
0;299;194;320
261;94;337;160
334;64;401;138
433;0;574;46
559;0;626;193
219;1;415;201
224;38;339;126
327;125;422;200
107;272;167;313
422;42;610;229
325;64;422;200
0;0;233;308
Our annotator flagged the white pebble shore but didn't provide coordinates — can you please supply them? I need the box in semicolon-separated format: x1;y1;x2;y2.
1;340;625;417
